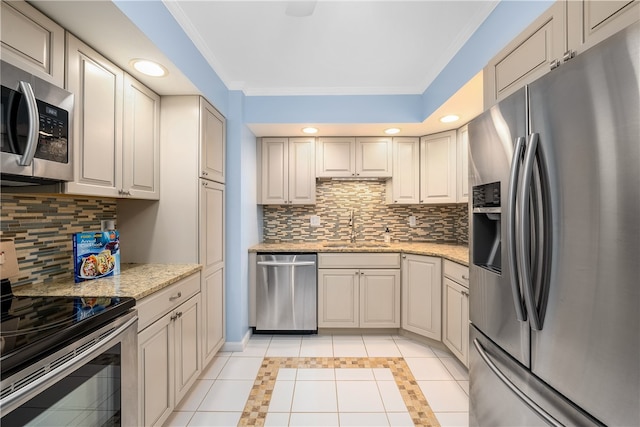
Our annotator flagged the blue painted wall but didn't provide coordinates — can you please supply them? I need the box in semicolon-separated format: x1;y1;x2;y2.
114;0;551;345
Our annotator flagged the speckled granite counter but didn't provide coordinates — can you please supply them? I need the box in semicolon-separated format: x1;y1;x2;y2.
12;263;202;300
249;242;469;266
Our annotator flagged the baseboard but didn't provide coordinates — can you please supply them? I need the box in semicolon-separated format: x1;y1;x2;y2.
221;328;252;352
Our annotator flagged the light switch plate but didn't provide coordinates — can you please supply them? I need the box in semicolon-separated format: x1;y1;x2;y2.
310;215;321;227
409;216;417;227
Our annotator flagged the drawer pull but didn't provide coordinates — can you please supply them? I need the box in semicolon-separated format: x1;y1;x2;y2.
169;292;182;301
462;275;469;280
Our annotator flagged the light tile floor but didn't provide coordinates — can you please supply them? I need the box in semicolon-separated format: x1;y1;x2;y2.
163;334;469;427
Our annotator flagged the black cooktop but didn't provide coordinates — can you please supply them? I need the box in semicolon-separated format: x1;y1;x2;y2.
1;288;135;380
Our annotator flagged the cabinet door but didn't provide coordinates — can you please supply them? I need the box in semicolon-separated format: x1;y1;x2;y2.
401;254;442;340
0;0;64;86
356;137;392;178
483;2;564;108
389;137;420;204
567;0;639;54
420;131;457;204
174;295;201;405
259;138;288;204
360;269;400;327
65;34;123;197
123;74;160;200
200;99;225;183
443;277;469;367
318;269;359;327
456;125;469;203
316;137;356;178
288;137;316;204
200;180;224;274
138;313;173;427
202;267;225;366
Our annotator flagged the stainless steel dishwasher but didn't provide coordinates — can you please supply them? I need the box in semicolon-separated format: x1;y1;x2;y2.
255;253;317;333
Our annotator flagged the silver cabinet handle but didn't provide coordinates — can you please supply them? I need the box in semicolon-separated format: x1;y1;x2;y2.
507;135;527;323
518;132;542;331
18;81;39;167
169;292;182;301
473;339;562;427
461;274;469;280
461;290;469;297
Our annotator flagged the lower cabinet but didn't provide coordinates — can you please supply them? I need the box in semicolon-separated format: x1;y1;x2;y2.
442;260;470;367
401;254;442;340
318;253;401;328
137;273;202;426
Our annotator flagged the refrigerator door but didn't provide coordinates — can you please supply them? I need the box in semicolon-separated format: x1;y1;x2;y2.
468;89;530;366
528;23;639;426
256;254;317;332
470;326;603;427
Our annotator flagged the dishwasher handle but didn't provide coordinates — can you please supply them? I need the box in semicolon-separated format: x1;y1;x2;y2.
257;261;316;267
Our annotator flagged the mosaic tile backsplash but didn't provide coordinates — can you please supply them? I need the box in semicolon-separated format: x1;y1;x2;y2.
263;181;468;244
0;194;117;287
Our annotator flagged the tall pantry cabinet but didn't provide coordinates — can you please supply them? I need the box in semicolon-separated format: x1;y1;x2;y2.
117;96;225;425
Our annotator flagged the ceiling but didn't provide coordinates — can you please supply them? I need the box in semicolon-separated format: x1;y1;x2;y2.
30;0;494;136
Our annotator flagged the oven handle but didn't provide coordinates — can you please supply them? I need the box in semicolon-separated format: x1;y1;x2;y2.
17;81;40;167
0;314;137;413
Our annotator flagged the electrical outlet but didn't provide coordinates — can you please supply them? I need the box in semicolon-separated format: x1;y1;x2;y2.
310;215;321;227
409;216;416;227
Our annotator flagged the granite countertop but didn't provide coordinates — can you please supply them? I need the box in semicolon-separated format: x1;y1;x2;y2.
249;241;469;266
12;263;202;300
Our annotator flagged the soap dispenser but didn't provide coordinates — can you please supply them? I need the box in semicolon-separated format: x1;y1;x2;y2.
384;227;391;243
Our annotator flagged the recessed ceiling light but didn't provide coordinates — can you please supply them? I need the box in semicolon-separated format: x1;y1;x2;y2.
440;114;460;123
130;59;167;77
384;128;401;135
302;127;318;134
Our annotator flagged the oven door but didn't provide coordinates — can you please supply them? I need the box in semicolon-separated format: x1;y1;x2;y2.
0;311;137;426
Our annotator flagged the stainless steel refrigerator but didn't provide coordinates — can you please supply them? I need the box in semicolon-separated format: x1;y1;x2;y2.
468;22;639;426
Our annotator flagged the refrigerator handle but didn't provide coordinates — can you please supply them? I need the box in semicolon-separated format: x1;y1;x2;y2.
518;133;543;330
473;338;563;427
507;136;527;322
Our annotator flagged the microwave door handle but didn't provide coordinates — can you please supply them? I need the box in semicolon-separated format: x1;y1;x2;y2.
17;81;39;166
508;136;527;322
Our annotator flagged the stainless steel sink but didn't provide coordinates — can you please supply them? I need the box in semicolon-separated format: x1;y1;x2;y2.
322;242;390;248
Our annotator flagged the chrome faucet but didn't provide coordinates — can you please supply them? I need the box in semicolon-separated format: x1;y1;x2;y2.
348;210;356;243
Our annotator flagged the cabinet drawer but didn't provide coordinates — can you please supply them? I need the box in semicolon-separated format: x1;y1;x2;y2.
319;253;400;269
137;272;201;331
443;260;469;288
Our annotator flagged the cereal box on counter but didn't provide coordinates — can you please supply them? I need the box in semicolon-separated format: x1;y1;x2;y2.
73;231;120;283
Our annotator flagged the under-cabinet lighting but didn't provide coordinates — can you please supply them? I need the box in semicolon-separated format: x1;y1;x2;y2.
130;59;167;77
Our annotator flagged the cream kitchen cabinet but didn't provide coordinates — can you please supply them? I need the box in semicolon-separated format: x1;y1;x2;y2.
258;137;315;205
401;254;442;340
200;98;226;183
420;131;458;204
200;179;225;367
442;260;470;367
1;0;65;86
484;0;639;108
318;253;401;328
387;137;420;204
65;34;159;199
316;137;392;178
456;124;469;203
137;273;202;427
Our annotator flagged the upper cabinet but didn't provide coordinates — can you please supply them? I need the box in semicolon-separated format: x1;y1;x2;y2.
388;137;420;204
200;99;225;184
258;137;316;205
484;0;639;108
456;125;469;203
316;137;392;178
0;0;65;86
65;34;160;199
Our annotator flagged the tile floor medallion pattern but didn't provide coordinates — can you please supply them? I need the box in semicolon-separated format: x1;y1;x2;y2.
239;357;439;427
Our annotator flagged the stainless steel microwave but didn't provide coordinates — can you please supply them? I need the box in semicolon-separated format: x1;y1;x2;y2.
1;60;74;186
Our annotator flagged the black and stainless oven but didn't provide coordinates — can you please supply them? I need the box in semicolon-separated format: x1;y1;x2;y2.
0;294;137;426
1;60;73;186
